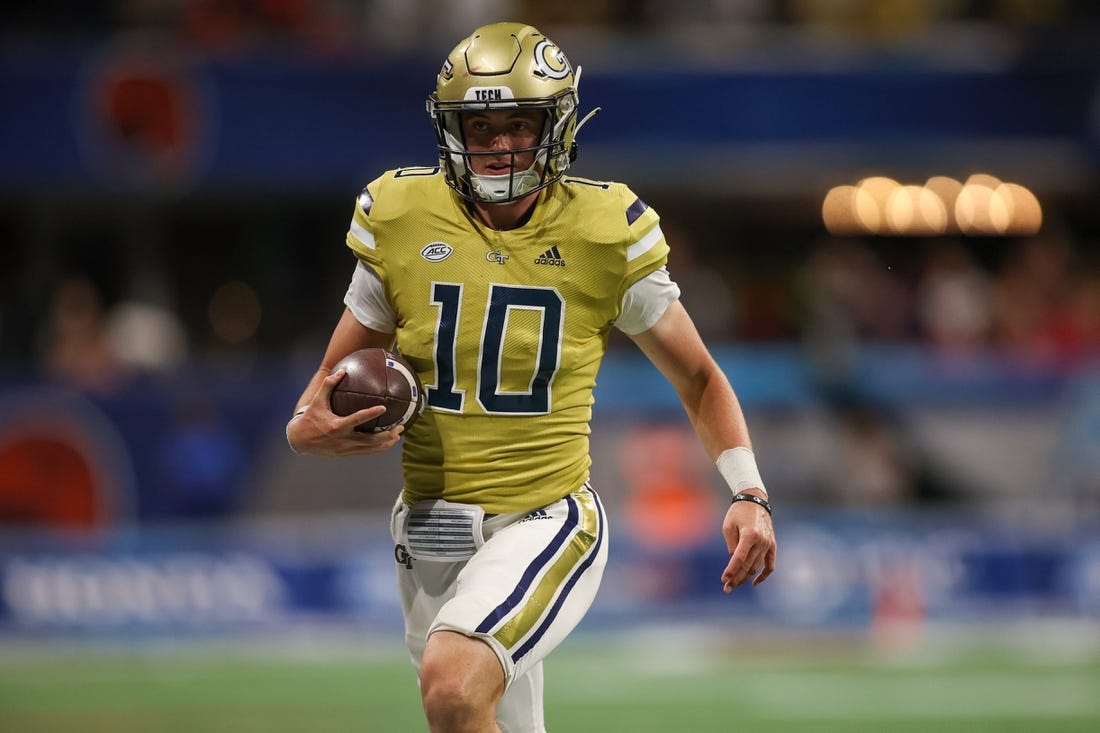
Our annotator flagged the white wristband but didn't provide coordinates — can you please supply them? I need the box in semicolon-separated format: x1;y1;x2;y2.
716;446;767;497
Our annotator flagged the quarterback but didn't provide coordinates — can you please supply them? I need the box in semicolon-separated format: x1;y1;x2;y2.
287;21;776;733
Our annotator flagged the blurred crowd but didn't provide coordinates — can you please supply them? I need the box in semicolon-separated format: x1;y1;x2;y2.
4;0;1099;55
17;212;1099;406
662;219;1100;366
6;0;1095;371
5;197;1094;525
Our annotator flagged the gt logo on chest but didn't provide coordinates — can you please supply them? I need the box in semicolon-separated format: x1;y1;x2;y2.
486;250;509;264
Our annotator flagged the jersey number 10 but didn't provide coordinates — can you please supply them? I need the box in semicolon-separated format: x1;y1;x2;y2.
429;282;564;415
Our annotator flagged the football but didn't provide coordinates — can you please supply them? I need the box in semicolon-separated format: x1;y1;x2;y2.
330;348;425;433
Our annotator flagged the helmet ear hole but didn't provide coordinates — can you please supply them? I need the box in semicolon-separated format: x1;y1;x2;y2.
569;141;578;164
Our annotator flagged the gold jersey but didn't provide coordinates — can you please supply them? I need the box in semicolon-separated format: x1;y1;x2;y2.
346;167;668;514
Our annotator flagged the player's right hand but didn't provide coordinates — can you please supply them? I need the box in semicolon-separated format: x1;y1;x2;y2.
286;370;405;456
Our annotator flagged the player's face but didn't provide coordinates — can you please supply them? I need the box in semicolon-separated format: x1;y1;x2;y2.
460;109;545;175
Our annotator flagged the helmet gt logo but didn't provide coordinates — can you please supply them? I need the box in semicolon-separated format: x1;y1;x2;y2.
439;59;454;82
532;38;570;80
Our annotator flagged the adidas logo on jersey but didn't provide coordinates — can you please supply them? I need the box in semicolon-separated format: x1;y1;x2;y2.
520;508;552;523
534;246;565;267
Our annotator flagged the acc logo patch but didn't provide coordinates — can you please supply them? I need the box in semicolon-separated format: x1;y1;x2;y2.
533;38;571;80
421;242;453;262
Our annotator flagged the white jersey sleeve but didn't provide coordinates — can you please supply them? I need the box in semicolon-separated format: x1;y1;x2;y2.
343;261;397;333
615;266;681;335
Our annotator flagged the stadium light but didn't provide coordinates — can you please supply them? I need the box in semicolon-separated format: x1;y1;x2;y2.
822;174;1042;237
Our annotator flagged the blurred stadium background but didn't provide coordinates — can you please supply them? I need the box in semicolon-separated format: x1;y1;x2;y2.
1;2;1099;731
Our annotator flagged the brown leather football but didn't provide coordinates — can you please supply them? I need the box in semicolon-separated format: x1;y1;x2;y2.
330;348;425;433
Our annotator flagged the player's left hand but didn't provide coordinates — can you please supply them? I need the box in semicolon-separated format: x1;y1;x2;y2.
720;495;776;592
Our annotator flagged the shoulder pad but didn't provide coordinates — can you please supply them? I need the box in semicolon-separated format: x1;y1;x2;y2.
357;186;374;215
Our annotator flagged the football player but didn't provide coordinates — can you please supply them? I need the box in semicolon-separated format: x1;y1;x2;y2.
287;21;776;733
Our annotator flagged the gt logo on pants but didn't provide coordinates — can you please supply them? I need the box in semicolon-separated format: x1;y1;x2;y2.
394;544;413;569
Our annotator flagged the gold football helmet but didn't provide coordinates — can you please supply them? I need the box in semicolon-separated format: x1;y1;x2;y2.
427;22;599;203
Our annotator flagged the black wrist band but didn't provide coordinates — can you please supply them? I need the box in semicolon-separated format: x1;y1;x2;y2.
731;493;772;516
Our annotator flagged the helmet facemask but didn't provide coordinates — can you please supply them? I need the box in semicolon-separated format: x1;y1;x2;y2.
430;90;578;204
